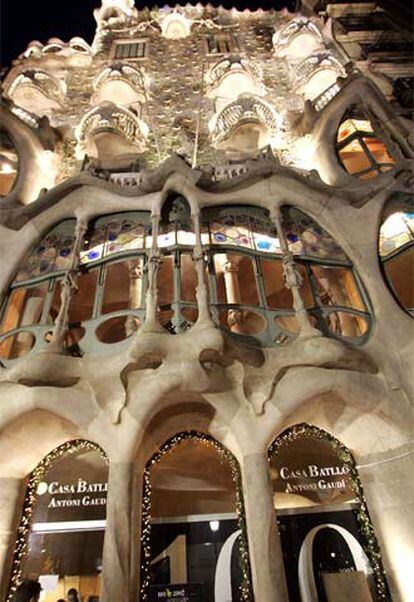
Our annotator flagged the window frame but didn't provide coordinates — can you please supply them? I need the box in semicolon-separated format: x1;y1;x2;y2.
110;38;149;61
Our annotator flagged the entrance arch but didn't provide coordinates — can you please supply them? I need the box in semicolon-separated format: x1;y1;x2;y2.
140;431;252;601
8;439;108;602
268;423;389;601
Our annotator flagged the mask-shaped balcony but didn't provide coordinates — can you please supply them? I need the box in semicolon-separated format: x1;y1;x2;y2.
92;64;146;109
76;102;149;163
6;69;65;118
209;94;281;158
273;18;325;61
206;57;265;111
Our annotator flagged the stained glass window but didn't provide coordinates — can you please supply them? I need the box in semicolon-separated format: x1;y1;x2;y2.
336;109;395;180
379;204;414;316
16;220;76;282
281;206;348;261
81;212;150;264
203;207;280;253
379;211;414;257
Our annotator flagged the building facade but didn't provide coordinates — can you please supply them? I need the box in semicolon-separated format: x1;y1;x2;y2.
0;1;413;601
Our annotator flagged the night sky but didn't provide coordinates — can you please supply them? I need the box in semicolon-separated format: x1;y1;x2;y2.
1;0;297;69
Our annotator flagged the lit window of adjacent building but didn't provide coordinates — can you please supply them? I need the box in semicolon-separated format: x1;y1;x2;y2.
204;33;239;55
336;108;395;180
379;203;414;316
112;39;148;60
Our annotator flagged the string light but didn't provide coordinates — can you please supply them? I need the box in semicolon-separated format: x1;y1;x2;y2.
7;440;108;601
268;423;391;601
140;430;253;601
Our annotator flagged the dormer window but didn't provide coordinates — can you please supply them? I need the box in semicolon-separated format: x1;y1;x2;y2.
205;33;239;56
112;39;148;60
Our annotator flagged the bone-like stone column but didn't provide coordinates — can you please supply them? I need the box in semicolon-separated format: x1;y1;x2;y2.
143;214;163;331
100;462;136;602
241;453;288;602
271;208;321;340
49;215;87;350
192;212;215;326
0;478;25;600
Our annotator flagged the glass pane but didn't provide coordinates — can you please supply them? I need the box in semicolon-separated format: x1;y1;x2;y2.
20;447;108;601
379;211;414;257
384;247;414;311
157;255;174;310
180;254;198;303
144;437;248;602
16;220;76;282
1;284;47;333
337;118;373;143
338;140;372;175
0;128;19;197
261;259;293;309
363;137;395;167
70;271;98;322
213;253;258;306
0;331;35;359
325;311;369;338
102;261;134;315
310;266;365;311
81;213;148;264
282;206;348;262
96;315;139;343
219;308;266;336
209;215;253;249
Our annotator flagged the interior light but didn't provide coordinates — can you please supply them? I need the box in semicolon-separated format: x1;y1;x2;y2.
0;162;14;174
209;520;220;532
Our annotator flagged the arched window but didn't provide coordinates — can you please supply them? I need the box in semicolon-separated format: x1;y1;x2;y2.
268;425;389;601
379;199;414;316
336;107;395;179
202;205;371;346
140;432;252;601
0;220;76;360
0;128;19;197
8;440;108;602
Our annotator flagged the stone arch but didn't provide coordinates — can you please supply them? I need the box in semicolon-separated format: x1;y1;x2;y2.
139;429;252;601
268;423;390;601
6;437;108;600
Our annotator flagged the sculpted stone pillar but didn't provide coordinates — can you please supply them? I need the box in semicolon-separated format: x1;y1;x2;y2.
100;462;136;602
271;208;321;340
0;477;25;600
49;215;87;350
241;453;288;602
143;214;162;331
192;212;215;326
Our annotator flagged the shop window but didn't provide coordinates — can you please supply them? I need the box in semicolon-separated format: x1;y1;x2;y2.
140;432;252;601
336;108;395;180
379;202;414;316
268;424;390;602
0;129;19;197
112;39;148;59
8;441;108;602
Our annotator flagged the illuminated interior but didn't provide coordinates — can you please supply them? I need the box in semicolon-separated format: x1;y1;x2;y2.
18;444;108;602
141;434;250;601
0;129;19;197
269;426;385;601
379;206;414;315
0;201;371;361
337;109;395;179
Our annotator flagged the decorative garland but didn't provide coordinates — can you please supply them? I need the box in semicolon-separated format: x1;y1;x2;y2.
268;423;391;601
7;439;108;601
140;430;253;601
